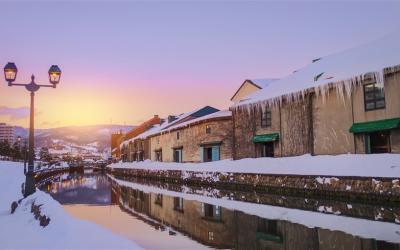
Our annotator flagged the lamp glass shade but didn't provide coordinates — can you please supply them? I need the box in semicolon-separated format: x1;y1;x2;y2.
4;62;17;82
48;65;61;85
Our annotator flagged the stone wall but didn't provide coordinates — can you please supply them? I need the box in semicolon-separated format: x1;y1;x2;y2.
280;97;313;156
109;167;400;202
149;117;233;163
232;108;256;159
392;129;400;153
232;96;313;159
313;89;355;155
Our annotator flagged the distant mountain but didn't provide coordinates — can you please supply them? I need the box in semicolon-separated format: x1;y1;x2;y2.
14;124;134;151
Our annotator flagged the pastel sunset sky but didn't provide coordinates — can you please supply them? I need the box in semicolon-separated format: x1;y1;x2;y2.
0;1;399;128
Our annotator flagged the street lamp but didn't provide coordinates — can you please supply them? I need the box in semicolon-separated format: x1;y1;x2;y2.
4;62;62;197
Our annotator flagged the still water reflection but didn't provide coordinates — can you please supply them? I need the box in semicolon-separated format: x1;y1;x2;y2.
40;172;400;250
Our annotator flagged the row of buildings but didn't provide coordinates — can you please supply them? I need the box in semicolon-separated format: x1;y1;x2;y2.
111;33;400;163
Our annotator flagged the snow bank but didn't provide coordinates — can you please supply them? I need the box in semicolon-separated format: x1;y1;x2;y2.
109;175;400;244
109;154;400;178
0;161;142;249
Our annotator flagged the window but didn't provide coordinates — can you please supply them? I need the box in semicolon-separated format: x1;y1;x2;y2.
208;232;214;241
173;197;184;212
261;109;272;128
177;132;180;140
257;219;278;236
364;82;385;111
205;125;211;134
155;194;163;206
203;203;222;221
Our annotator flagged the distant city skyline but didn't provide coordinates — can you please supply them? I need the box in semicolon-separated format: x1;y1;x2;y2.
0;1;399;128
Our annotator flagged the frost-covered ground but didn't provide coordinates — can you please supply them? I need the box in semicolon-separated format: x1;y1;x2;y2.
109;154;400;178
0;161;143;249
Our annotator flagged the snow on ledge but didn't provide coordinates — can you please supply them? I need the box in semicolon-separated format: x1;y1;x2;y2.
108;154;400;178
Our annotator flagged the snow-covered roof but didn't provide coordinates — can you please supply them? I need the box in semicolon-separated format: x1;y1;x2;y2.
119;106;221;148
162;110;231;132
234;32;400;108
249;78;278;89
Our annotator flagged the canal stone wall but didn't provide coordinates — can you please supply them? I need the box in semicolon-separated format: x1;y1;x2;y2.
108;167;400;202
111;176;400;224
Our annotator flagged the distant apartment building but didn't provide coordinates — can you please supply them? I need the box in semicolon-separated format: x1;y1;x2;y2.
0;123;15;145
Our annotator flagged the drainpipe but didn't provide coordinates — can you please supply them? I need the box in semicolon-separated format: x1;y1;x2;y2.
252;106;257;158
279;102;283;157
309;93;315;156
351;88;356;153
231;108;237;160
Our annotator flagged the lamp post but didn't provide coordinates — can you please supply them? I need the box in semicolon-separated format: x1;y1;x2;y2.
4;62;61;197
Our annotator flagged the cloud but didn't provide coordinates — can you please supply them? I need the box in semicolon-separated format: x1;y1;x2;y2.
0;106;30;120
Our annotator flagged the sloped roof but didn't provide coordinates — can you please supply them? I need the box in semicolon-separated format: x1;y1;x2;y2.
164;110;231;132
234;31;400;107
230;78;278;101
249;79;278;89
120;106;220;147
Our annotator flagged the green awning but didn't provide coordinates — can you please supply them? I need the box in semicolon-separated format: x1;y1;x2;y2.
252;133;279;143
349;118;400;133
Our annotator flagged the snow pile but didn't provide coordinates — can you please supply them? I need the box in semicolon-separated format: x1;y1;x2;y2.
109;154;400;178
234;32;400;109
0;161;142;249
110;175;400;244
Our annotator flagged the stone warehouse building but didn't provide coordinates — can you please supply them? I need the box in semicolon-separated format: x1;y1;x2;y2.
117;115;162;162
231;33;400;159
118;106;232;163
148;110;232;163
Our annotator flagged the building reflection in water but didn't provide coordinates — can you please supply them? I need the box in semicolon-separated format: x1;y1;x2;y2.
41;173;400;250
112;180;400;250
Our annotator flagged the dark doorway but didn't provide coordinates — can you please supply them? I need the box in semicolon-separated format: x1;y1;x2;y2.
173;149;182;163
370;131;390;153
204;147;212;162
259;142;274;157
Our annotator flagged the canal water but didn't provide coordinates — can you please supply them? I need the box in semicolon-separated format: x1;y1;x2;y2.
40;171;400;250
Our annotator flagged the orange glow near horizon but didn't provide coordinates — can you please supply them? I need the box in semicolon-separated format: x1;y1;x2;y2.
0;77;232;129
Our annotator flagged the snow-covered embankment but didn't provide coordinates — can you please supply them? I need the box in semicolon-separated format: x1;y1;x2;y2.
0;161;142;249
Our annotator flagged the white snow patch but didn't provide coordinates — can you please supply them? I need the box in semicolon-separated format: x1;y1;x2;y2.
109;154;400;178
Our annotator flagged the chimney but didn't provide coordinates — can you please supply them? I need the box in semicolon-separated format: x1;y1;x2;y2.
168;115;177;124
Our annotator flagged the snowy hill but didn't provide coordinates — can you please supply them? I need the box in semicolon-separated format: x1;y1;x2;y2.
15;125;135;152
